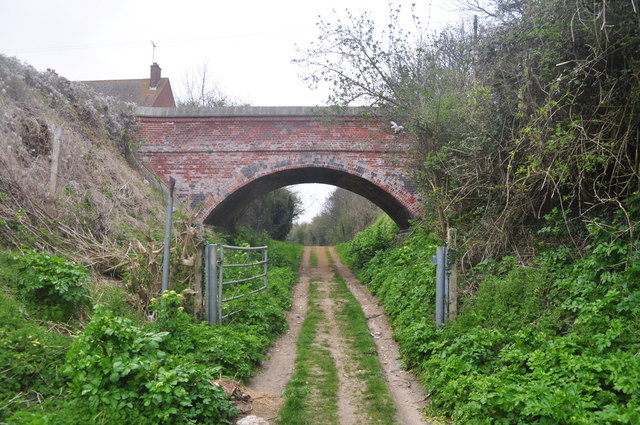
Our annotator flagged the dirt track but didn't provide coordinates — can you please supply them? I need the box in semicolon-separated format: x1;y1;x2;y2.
245;246;429;424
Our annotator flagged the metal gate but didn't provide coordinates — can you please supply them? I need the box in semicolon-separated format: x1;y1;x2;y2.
204;244;268;325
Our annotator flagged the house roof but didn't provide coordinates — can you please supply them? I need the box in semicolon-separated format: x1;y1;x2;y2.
82;77;175;107
81;63;176;107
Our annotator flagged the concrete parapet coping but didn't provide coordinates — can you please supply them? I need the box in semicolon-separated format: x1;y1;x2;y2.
135;106;374;118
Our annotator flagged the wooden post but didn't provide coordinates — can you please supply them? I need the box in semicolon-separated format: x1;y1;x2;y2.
447;228;458;321
46;125;64;216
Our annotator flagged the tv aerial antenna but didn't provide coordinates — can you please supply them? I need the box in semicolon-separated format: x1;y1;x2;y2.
151;40;157;62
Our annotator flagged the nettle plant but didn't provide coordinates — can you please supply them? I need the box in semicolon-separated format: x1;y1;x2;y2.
66;305;237;425
7;249;90;320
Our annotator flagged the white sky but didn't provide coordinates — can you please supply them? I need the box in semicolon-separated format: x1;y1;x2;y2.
0;0;462;223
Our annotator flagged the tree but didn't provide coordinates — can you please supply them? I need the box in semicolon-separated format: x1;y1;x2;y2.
288;188;381;245
295;1;640;262
233;188;302;241
294;4;485;238
176;62;244;108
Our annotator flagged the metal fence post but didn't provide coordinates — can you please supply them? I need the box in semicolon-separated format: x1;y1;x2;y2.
444;246;449;321
435;246;446;327
205;244;219;325
161;176;176;293
218;245;225;324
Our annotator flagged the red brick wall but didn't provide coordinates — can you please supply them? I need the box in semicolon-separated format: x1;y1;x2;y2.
135;111;422;228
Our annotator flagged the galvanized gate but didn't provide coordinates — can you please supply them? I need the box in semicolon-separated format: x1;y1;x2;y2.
204;244;268;325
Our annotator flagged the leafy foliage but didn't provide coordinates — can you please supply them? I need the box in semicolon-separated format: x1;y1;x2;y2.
338;215;398;269
144;240;300;382
288;188;381;246
0;287;71;420
233;188;302;241
341;208;640;424
4;250;90;321
297;1;640;263
3;238;302;423
65;305;237;425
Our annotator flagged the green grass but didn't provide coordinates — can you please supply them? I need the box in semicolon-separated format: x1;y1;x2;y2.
309;250;319;268
278;278;340;425
324;248;333;268
331;265;398;424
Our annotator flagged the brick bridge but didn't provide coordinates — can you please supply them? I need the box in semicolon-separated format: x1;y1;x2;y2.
135;107;422;229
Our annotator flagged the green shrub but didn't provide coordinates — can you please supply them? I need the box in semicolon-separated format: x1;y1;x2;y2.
65;306;237;425
146;262;298;383
268;239;302;271
342;216;398;269
189;323;268;380
198;264;298;380
340;213;640;424
92;283;144;324
146;290;195;353
4;250;89;321
455;262;559;332
0;288;71;420
4;238;302;423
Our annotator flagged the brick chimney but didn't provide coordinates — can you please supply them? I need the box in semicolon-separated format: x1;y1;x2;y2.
150;62;161;88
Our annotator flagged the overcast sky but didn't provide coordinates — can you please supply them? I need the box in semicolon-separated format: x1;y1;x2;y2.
0;0;462;222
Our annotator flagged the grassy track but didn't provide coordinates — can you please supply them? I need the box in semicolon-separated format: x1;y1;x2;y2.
309;250;319;268
329;249;397;424
278;276;340;425
278;248;397;425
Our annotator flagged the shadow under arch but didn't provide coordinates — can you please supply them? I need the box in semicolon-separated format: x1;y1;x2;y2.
203;168;415;230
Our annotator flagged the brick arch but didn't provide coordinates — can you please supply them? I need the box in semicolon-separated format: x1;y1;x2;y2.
135;107;423;230
204;166;416;229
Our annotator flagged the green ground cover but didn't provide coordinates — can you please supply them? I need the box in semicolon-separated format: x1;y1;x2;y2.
338;213;640;425
0;238;302;424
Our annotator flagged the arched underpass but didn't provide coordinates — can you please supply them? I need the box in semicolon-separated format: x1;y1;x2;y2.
204;167;414;229
135;106;423;230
